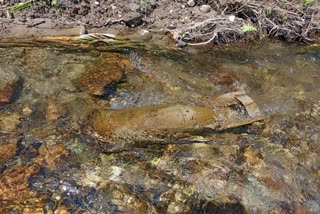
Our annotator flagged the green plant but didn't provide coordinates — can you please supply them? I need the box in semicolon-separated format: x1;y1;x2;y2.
51;0;57;6
7;0;58;16
9;1;33;13
241;25;257;33
302;0;314;4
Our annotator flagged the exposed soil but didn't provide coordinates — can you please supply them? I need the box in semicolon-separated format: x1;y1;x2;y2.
0;0;319;44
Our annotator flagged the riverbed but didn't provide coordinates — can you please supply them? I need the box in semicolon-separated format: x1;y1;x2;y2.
0;37;319;213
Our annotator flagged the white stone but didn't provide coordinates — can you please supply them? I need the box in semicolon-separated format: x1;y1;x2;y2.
199;4;211;13
187;0;195;7
228;15;236;22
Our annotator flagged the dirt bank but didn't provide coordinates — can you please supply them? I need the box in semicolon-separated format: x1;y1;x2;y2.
0;0;319;44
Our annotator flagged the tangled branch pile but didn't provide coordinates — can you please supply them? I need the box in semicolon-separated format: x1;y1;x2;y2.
175;0;320;45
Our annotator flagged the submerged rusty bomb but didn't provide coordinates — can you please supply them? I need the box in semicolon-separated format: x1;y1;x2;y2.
85;91;263;144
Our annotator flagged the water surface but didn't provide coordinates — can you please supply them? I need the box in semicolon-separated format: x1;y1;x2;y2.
0;39;319;213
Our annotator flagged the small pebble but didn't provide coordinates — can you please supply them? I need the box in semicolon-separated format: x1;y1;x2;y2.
228;15;236;22
168;23;177;29
136;29;152;40
199;4;211;13
22;106;32;116
187;0;195;7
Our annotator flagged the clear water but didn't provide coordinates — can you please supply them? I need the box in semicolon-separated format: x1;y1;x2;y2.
0;39;319;213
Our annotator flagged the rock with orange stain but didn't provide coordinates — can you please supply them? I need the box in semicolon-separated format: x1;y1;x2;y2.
0;112;21;133
33;143;69;170
208;65;238;86
46;99;63;121
0;140;69;212
0;164;49;213
22;207;46;214
0;136;18;164
74;53;126;96
53;205;70;214
0;164;40;199
243;147;262;166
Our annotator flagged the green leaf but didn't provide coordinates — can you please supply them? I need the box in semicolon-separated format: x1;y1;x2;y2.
241;25;257;33
10;1;32;13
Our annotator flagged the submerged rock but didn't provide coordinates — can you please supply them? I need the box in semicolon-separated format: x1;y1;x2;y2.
133;29;153;41
208;65;239;87
74;55;125;96
0;164;48;213
33;142;69;170
0;112;21;133
45;98;63;121
0;136;18;164
0;75;23;105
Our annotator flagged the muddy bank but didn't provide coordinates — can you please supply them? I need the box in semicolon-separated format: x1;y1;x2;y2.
0;0;319;44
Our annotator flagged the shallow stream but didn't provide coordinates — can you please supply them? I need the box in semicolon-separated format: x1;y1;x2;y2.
0;37;319;213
